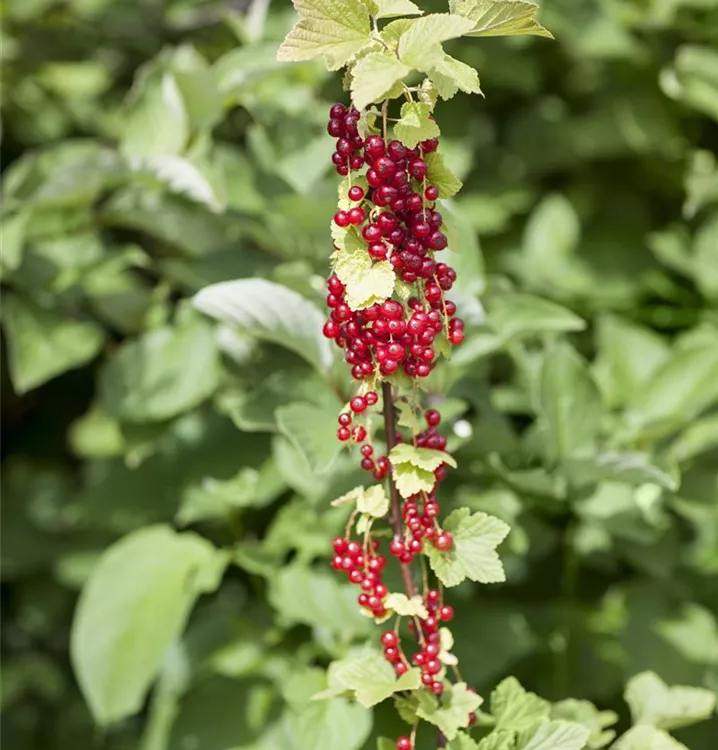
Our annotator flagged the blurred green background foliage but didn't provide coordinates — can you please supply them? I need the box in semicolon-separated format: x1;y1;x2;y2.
1;0;718;748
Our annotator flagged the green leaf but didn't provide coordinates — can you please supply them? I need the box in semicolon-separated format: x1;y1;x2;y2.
396;401;423;433
448;732;481;749
516;720;590;750
293;696;372;750
425;507;510;587
351;52;410;110
612;725;688;750
450;0;554;39
551;700;618;749
71;525;227;725
522;193;580;271
655;604;718;666
320;652;421;707
694;212;718;299
370;0;423;18
277;0;372;70
393;101;440;149
630;340;718;436
275;401;343;473
425;152;463;198
393;462;436;497
390;442;457;471
396;14;476;71
561;453;679;492
661;45;718;123
415;682;483;741
2;294;104;394
0;211;28;274
384;592;429;618
100;314;220;424
429;54;482;100
477;734;516;750
357;484;390;518
624;671;717;731
539;343;603;463
491;677;550;732
193;278;334;373
667;413;718;462
489;292;586;340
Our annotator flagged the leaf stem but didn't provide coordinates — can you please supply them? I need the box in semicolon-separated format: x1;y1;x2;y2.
382;381;416;599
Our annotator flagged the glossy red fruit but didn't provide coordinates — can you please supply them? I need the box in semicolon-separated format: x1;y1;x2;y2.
348;185;365;202
424;184;439;201
396;737;412;750
435;532;454;551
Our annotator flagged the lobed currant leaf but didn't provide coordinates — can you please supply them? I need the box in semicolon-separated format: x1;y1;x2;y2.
396;401;423;433
393;462;437;498
384;592;429;618
389;442;457;471
317;652;421;707
350;52;410;110
439;627;459;665
611;725;689;750
277;0;373;70
363;0;423;18
449;0;554;39
330;485;365;507
393;101;441;149
476;733;516;750
415;682;484;741
516;720;590;750
346;260;397;310
624;671;716;731
425;508;510;587
396;13;477;71
551;699;618;749
429;54;482;100
490;677;550;732
357;484;390;518
448;734;481;750
425;152;463;198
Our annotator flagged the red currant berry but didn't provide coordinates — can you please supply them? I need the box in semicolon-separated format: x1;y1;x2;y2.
337;427;350;441
449;329;465;345
334;210;350;227
429;231;448;251
408;159;427;180
348;185;365;202
362;223;382;243
421;137;439;153
387;140;408;161
425;409;441;427
439;605;454;622
330;103;347;119
394;662;408;676
361;457;374;471
348;207;366;225
431;681;445;695
365;390;378;405
350;396;367;413
434;532;454;551
381;631;398;648
365;135;385;157
361;444;374;457
396;737;412;750
424;185;439;201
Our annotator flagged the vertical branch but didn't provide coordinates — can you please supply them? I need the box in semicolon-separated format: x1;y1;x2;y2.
382;381;417;599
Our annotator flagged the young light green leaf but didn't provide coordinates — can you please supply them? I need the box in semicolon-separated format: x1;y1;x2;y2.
370;0;423;18
551;700;618;750
71;525;227;725
393;101;440;149
416;682;483;741
2;294;104;394
390;442;457;471
517;720;590;750
450;0;554;39
384;593;429;618
322;652;421;707
477;733;518;750
357;485;390;518
396;14;477;70
656;604;718;667
396;401;423;433
430;54;482;100
425;152;463;198
425;508;510;587
393;462;437;497
539;343;603;463
276;0;372;70
624;671;716;731
193;278;334;372
351;52;410;110
346;260;396;310
612;725;689;750
491;676;550;732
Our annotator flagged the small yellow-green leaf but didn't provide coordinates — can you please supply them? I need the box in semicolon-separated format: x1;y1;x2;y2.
390;442;457;471
357;484;390;518
397;14;476;70
425;152;463;198
393;101;440;149
351;52;411;110
385;592;429;618
371;0;423;19
429;54;482;100
450;0;554;39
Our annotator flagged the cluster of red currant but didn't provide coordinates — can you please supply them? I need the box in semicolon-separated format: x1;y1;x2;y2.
331;537;389;620
328;103;366;176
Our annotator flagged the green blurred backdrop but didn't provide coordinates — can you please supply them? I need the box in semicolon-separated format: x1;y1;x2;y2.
2;0;718;749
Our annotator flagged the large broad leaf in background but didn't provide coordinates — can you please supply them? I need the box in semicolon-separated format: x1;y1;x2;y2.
193;278;334;373
100;310;221;423
539;343;603;463
71;525;228;725
2;293;104;393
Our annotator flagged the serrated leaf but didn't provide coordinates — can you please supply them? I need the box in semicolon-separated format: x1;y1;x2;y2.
624;671;716;731
384;593;429;618
337;175;369;210
448;732;481;749
425;152;463;198
393;462;437;497
491;677;550;732
351;52;410;110
277;0;372;70
372;0;423;18
193;279;334;373
331;486;365;507
347;260;397;309
430;54;482;100
2;294;104;394
539;343;603;463
390;442;457;471
551;699;618;749
324;652;421;707
71;525;227;725
397;14;477;71
517;720;590;750
393;101;440;149
450;0;554;39
477;734;516;750
425;508;510;587
415;682;483;741
396;402;423;433
612;726;689;750
357;485;390;518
